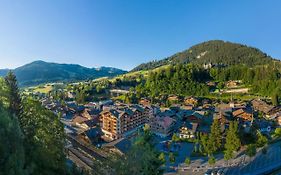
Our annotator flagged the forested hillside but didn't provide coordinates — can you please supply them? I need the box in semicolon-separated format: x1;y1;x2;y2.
0;73;82;175
118;63;281;104
132;40;276;71
0;60;127;87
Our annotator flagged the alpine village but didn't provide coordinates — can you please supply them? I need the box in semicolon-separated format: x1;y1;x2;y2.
2;40;281;175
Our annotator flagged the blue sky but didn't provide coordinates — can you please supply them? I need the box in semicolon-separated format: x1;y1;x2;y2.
0;0;280;70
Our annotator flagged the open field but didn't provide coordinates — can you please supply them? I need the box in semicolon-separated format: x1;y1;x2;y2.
32;85;53;94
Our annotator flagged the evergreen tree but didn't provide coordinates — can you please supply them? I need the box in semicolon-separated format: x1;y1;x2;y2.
184;157;191;165
0;107;25;175
158;152;166;165
112;130;163;175
172;133;180;142
208;155;216;165
224;121;241;160
21;99;67;175
246;144;257;157
256;131;268;148
4;71;22;117
208;119;222;153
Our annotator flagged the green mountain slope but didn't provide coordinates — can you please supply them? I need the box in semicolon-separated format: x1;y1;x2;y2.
132;40;276;71
0;60;127;86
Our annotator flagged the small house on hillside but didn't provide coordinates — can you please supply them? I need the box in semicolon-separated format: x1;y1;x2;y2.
178;122;198;139
252;99;274;114
139;98;151;106
232;108;253;122
184;96;198;107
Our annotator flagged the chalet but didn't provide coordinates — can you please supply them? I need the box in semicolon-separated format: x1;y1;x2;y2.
184;111;203;123
72;115;88;127
216;103;233;113
206;81;216;87
182;104;194;110
177;110;193;119
88;108;101;118
232;108;253;122
139;98;151;106
167;95;180;102
81;109;92;120
252;99;274;114
203;103;213;110
184;96;198;107
213;112;233;125
79;127;102;144
157;110;177;119
102;138;132;155
149;116;176;138
226;80;240;88
178;122;198;139
80;118;100;130
265;106;281;119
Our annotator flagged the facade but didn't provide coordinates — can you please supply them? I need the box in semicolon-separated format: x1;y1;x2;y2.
100;105;151;140
178;122;198;139
149;116;176;138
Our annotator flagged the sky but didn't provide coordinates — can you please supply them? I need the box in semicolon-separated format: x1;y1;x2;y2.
0;0;280;71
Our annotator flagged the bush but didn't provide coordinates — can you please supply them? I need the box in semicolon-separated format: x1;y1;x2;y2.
208;155;216;165
184;157;191;165
169;153;175;163
246;144;257;157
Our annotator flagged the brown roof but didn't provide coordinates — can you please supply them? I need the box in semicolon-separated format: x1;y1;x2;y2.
232;108;245;117
155;116;176;128
72;115;88;124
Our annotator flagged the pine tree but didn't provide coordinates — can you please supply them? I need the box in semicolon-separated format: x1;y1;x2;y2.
224;121;241;160
4;71;22;118
208;119;222;153
158;152;166;164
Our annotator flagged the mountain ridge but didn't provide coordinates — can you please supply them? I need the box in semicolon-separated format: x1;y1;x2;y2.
0;60;127;87
132;40;277;71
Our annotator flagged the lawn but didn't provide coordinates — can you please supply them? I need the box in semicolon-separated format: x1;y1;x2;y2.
33;85;53;94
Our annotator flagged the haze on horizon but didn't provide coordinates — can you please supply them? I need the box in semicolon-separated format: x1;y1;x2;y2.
0;0;280;71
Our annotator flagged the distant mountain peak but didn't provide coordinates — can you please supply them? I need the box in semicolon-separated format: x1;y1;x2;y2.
131;40;275;72
0;61;127;87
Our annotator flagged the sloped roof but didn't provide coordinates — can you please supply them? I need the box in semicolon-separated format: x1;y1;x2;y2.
102;138;132;154
72;115;88;124
83;118;99;128
84;127;102;143
182;122;198;132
